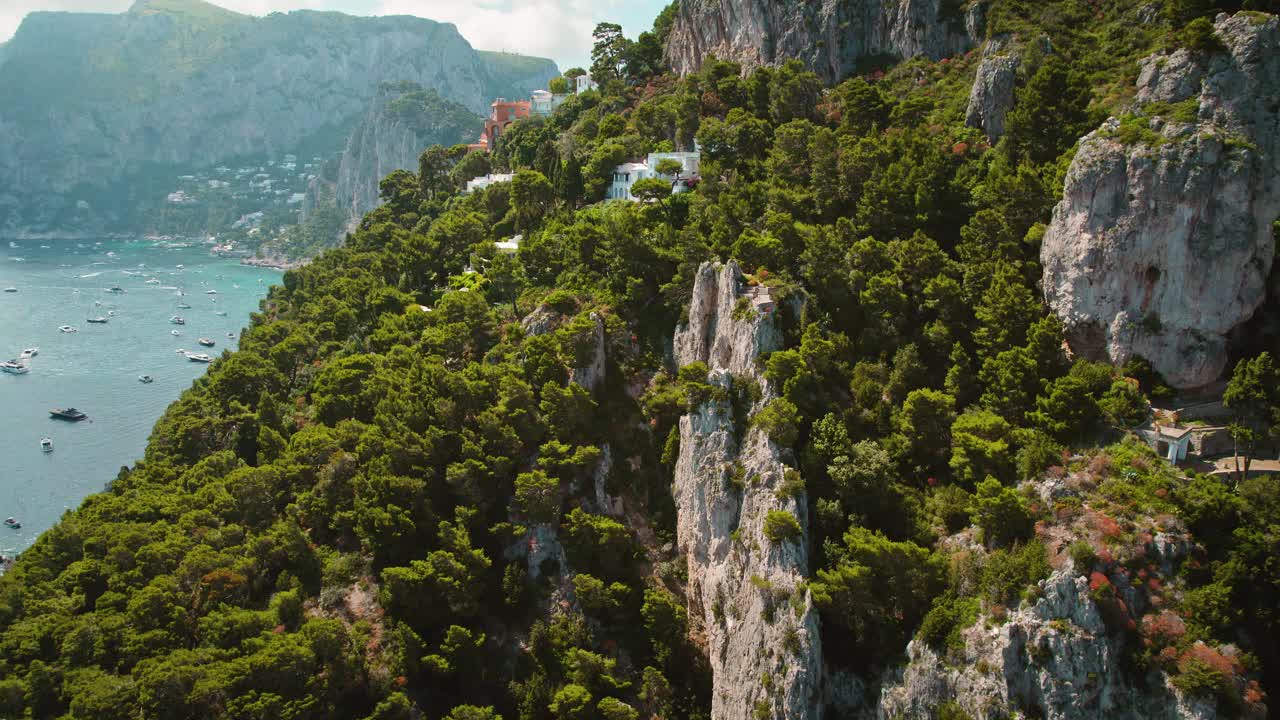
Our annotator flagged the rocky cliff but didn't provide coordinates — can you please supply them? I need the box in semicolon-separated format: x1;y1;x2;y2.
1041;13;1279;390
672;262;824;719
664;0;985;84
0;0;556;235
878;470;1261;720
964;34;1020;141
318;83;482;233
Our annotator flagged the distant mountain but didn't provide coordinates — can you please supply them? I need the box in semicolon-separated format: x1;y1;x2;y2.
0;0;557;237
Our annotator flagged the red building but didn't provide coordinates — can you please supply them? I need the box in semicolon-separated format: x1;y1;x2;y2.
468;98;532;152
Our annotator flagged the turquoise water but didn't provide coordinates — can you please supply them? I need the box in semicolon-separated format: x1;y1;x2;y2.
0;239;278;557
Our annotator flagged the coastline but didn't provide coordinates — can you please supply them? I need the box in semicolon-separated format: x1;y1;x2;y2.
241;254;306;271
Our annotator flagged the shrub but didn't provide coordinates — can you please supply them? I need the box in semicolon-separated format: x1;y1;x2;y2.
754;398;801;447
1180;17;1224;54
970;477;1033;547
1068;540;1096;575
917;594;981;652
763;511;802;543
981;541;1050;607
926;485;972;533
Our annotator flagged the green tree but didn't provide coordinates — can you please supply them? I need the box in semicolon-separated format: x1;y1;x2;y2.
590;23;631;85
970;476;1033;547
1223;352;1280;482
1003;55;1096;165
950;410;1015;486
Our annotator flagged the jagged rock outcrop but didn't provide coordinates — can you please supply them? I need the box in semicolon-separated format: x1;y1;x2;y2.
671;261;823;719
965;35;1020;141
320;83;482;232
0;0;556;235
664;0;985;84
1041;13;1279;389
568;312;608;394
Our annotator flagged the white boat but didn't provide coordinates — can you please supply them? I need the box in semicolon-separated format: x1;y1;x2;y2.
206;290;217;295
170;316;185;325
198;338;215;347
226;333;235;338
175;348;187;354
3;287;16;293
94;300;102;306
59;325;77;333
139;375;154;384
145;278;161;285
176;264;184;269
19;347;38;359
171;330;181;336
107;310;115;316
1;360;29;374
215;311;227;316
186;352;213;363
177;303;192;309
40;437;53;452
3;518;19;529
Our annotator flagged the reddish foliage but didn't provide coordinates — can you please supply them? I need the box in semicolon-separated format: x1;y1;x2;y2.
1179;643;1239;678
951;142;969;156
1158;646;1181;666
1147;577;1163;593
1046;465;1068;479
1088;454;1113;479
1091;512;1123;540
395;675;408;687
1142;611;1187;648
1095;545;1114;564
1154;487;1169;499
1245;680;1265;705
273;624;286;634
1089;572;1112;593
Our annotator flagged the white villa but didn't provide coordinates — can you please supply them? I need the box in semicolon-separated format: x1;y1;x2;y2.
575;74;599;93
606;151;701;201
465;173;515;194
531;89;570;117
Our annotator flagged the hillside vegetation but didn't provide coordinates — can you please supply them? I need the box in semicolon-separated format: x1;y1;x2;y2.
0;1;1277;719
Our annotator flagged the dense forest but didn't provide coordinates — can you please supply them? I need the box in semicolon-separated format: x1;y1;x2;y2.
0;1;1278;719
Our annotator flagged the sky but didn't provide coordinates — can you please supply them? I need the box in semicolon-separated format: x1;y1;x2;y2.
0;0;670;69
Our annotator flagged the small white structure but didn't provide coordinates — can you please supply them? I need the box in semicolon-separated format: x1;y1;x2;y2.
605;151;701;201
574;74;598;93
465;173;515;194
530;90;570;117
1142;424;1193;463
496;234;523;253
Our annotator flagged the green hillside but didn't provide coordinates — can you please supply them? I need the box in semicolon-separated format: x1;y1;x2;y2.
0;2;1276;719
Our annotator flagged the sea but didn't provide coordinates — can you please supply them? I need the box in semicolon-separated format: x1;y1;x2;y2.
0;238;279;559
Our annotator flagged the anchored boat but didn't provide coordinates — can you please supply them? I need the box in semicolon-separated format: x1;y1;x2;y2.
49;407;88;421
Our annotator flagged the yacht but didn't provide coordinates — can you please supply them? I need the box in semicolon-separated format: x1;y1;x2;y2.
3;287;16;293
108;286;126;294
198;338;215;347
19;348;38;359
215;310;227;316
138;375;154;384
171;330;181;336
145;278;161;285
1;360;30;374
49;407;88;421
186;352;213;363
40;437;53;452
86;316;109;324
3;518;19;530
177;303;192;309
59;325;77;333
206;289;218;295
170;316;185;325
176;264;184;269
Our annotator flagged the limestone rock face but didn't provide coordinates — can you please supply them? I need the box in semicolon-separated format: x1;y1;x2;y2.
671;261;823;719
965;35;1020;141
568;312;607;395
881;560;1226;719
1041;13;1279;389
0;1;556;235
664;0;983;84
317;84;482;235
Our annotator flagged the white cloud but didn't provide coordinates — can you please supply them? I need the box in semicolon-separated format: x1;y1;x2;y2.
373;0;626;66
0;0;661;68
